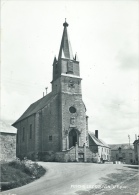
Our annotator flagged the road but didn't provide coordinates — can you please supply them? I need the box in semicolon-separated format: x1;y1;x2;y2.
1;162;139;195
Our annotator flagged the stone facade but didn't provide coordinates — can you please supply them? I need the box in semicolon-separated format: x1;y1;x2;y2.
110;144;135;164
89;130;111;162
133;138;139;164
13;20;92;161
0;133;16;161
0;120;17;161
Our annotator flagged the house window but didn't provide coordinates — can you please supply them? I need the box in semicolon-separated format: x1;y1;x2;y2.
129;153;133;158
122;153;125;158
29;124;32;139
49;135;52;141
22;128;25;142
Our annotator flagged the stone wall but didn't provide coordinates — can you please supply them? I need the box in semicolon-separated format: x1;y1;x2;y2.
41;94;61;153
0;133;16;161
15;114;36;160
61;92;87;150
111;148;135;164
40;146;95;162
14;94;61;160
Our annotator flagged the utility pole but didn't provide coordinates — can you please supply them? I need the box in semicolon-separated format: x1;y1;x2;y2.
128;135;130;146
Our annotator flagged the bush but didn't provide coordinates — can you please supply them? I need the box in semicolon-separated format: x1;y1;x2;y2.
1;158;46;191
8;157;44;178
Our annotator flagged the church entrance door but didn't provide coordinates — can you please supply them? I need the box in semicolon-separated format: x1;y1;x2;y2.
69;129;77;148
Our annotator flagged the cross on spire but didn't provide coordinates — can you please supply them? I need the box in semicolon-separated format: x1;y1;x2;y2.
63;18;69;27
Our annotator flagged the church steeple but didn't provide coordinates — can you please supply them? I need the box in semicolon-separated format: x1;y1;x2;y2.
58;19;74;60
52;20;80;87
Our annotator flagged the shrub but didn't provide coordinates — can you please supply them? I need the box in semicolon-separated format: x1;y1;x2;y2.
8;157;44;178
1;158;46;191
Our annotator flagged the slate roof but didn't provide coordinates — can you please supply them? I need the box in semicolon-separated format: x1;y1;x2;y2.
0;120;17;134
58;20;74;60
12;92;57;125
89;131;110;148
109;143;134;150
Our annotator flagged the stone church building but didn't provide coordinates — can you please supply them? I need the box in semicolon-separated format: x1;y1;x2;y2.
13;20;98;162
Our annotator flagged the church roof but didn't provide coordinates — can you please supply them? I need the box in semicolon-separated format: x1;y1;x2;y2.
58;19;74;60
12;92;57;125
89;131;110;148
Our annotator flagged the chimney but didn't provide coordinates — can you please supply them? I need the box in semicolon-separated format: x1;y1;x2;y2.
43;92;44;97
45;87;48;95
95;130;98;139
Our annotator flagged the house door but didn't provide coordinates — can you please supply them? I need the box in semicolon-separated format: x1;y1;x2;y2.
69;129;77;148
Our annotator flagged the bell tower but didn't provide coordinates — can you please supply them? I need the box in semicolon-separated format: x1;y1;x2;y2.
51;20;88;151
52;19;81;94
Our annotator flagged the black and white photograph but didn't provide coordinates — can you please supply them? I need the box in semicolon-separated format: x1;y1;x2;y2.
1;0;139;194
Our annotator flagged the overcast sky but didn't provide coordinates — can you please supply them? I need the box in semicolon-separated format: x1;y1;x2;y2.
1;0;138;144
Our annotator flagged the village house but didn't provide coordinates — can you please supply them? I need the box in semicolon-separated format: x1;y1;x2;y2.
12;20;110;162
89;130;111;163
0;120;17;161
133;136;139;165
109;144;135;164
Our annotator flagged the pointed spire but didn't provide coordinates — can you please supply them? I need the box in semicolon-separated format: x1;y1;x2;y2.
58;19;74;60
52;56;57;65
74;53;79;61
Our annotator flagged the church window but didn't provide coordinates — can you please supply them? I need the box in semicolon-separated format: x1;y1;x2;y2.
29;124;32;139
69;106;76;113
49;135;52;141
22;128;25;142
17;131;18;143
67;61;73;74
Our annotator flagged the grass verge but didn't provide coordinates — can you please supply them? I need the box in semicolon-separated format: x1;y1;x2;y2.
0;158;46;191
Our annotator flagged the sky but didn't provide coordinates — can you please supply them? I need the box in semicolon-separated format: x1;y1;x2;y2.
1;0;139;144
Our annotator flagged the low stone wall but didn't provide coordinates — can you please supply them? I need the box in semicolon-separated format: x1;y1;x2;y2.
39;151;55;162
40;146;96;162
0;133;16;161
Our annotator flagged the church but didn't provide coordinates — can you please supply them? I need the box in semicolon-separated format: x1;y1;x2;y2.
13;20;109;162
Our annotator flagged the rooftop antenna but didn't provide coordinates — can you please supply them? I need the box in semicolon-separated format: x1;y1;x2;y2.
128;135;130;146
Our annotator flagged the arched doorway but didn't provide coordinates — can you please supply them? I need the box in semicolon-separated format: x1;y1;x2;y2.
69;129;77;148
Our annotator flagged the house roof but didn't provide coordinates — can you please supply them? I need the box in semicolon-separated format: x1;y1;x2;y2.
12;92;57;125
0;120;17;134
109;143;134;150
89;131;110;148
133;139;139;144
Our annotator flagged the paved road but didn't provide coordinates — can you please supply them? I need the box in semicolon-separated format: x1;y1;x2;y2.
1;163;139;195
